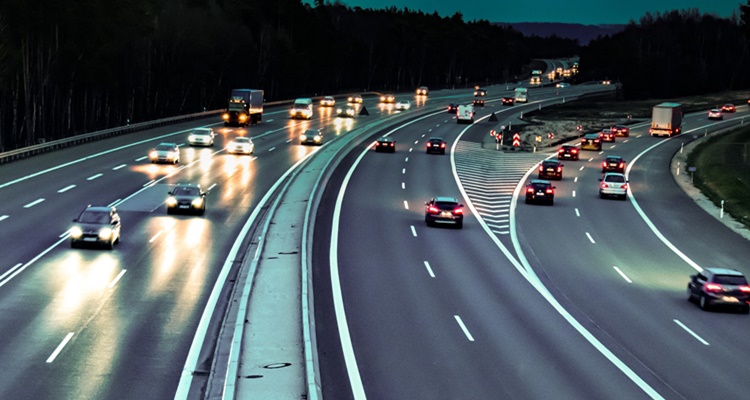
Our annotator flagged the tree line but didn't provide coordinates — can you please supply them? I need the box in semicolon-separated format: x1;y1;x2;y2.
0;0;748;152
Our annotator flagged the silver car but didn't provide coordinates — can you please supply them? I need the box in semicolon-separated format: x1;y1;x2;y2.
227;136;254;155
599;172;628;200
188;128;215;146
149;142;180;164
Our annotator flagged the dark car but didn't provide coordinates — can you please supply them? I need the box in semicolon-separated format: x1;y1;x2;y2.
70;206;121;249
300;129;323;145
600;129;616;142
721;103;736;113
375;137;396;153
581;133;602;151
426;137;446;154
688;268;750;313
425;196;464;229
447;104;459;113
612;125;630;137
602;155;626;173
557;144;579;160
166;183;206;215
538;160;563;180
501;97;515;106
525;180;555;205
473;97;485;106
474;88;487;97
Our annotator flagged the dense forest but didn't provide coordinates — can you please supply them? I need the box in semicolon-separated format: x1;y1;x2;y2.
0;0;748;152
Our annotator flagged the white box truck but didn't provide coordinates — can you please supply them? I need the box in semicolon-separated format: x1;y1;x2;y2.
650;102;682;137
457;104;475;124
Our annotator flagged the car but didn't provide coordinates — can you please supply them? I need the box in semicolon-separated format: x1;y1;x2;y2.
395;100;411;110
599;172;628;200
473;97;485;106
166;183;207;215
602;80;611;85
320;96;336;107
70;205;121;249
721;103;736;113
612;125;630;137
474;88;487;96
600;129;616;142
374;137;396;152
149;142;180;164
337;107;356;118
227;136;254;155
300;129;323;145
379;94;395;104
688;268;750;313
416;86;429;96
188;127;215;147
708;109;723;120
538;160;563;180
525;180;555;205
424;197;464;228
557;144;579;160
501;97;515;106
602;155;626;173
426;137;446;154
556;82;570;88
447;104;459;113
347;95;363;104
581;133;602;151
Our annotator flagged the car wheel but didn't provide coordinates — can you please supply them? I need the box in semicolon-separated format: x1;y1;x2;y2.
742;305;750;314
687;287;696;302
621;194;628;201
549;199;554;206
71;240;78;249
599;192;604;199
456;221;463;229
699;295;710;311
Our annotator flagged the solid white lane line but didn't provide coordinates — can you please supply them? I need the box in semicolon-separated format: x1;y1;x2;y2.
585;232;595;244
24;198;45;208
0;215;8;222
286;138;293;143
579;166;585;171
0;263;23;282
57;185;76;193
402;168;406;174
135;156;148;162
454;315;475;341
674;320;709;345
109;269;127;288
404;200;409;210
574;177;578;183
143;180;155;187
572;190;576;197
575;208;580;217
46;332;75;363
0;236;68;288
112;164;127;170
208;183;217;191
411;225;417;237
149;230;163;243
401;182;405;189
613;266;632;283
269;147;276;152
423;261;435;278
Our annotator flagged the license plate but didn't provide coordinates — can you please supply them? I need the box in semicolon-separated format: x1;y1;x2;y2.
536;191;544;195
722;296;738;302
441;212;451;217
83;237;96;242
179;205;189;209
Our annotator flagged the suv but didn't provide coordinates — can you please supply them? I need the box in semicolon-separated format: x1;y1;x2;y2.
426;137;447;154
602;156;626;173
557;145;579;160
581;133;602;151
538;160;563;180
425;197;464;228
688;268;750;313
70;206;121;249
166;183;207;215
525;180;555;205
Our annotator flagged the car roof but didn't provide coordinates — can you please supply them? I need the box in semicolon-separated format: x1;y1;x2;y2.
605;155;623;159
192;127;212;132
433;196;458;203
233;136;251;141
704;267;744;276
542;159;560;164
378;137;393;141
561;144;576;148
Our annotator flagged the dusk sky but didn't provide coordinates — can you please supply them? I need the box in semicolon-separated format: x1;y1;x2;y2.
317;0;740;25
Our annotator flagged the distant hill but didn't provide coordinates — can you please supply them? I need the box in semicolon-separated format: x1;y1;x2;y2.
495;22;626;45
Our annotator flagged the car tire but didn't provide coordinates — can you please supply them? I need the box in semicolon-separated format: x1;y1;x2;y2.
456;221;463;229
548;199;554;206
687;287;696;302
599;192;605;199
167;208;174;215
699;295;710;311
425;220;432;227
742;305;750;314
71;240;78;249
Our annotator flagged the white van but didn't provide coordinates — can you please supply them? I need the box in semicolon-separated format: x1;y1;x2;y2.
456;104;475;124
290;98;313;120
514;87;528;103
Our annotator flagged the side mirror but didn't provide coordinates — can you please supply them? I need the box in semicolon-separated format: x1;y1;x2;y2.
168;191;173;195
459;204;464;208
72;219;78;222
598;178;603;182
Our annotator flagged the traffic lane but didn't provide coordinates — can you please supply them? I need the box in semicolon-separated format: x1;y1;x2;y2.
328;119;652;399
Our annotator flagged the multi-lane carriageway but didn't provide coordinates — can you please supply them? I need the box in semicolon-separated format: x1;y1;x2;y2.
0;82;748;399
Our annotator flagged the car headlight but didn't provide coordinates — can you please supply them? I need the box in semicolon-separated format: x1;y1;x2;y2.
222;113;229;121
166;197;177;207
239;114;248;122
188;135;196;142
70;226;83;239
167;151;176;159
191;198;204;208
98;227;113;240
149;151;157;159
300;134;306;141
314;136;322;142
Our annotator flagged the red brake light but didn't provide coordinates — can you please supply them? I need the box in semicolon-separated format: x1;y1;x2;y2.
619;162;624;168
601;182;608;188
375;142;380;146
453;208;463;215
558;149;564;153
390;143;394;147
539;166;544;171
428;206;439;213
602;162;607;167
440;143;446;148
526;187;534;193
705;283;723;292
572;149;578;153
739;285;750;293
621;184;628;190
545;188;553;194
557;167;562;172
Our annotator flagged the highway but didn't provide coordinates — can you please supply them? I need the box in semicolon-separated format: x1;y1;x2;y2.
312;98;750;399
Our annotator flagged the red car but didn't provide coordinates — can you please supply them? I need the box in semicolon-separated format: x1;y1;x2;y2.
721;104;736;113
612;125;630;137
599;129;615;142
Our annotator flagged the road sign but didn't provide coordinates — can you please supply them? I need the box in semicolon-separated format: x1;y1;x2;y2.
512;133;521;147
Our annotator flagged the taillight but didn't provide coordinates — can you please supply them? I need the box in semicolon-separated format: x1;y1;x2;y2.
428;206;439;213
558;149;564;153
440;143;446;148
427;143;430;147
453;208;463;215
572;149;578;153
390;143;394;147
739;285;750;293
545;188;553;194
619;162;624;168
601;182;608;188
621;184;628;190
556;167;562;172
539;166;544;171
376;142;380;146
705;283;723;292
526;187;534;193
602;162;607;168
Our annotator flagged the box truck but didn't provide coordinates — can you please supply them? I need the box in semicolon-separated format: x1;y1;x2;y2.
650;103;682;137
223;89;263;127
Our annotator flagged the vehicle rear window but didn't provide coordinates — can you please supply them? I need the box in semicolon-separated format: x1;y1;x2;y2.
714;275;748;285
435;202;458;210
606;175;625;183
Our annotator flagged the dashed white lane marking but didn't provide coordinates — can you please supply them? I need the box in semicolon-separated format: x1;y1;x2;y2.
572;190;576;197
0;215;8;222
410;225;417;237
574;177;578;183
613;266;632;283
112;164;127;170
405;157;409;162
149;230;163;243
46;332;74;363
286;138;293;143
404;200;409;210
423;261;435;278
623;140;629;143
402;168;406;174
579;166;585;171
575;208;580;217
208;183;217;191
414;140;419;145
409;148;413;152
674;320;709;346
87;173;103;181
58;185;76;193
454;315;475;341
588;158;594;162
109;269;127;288
585;232;595;244
24;198;45;208
135;156;148;162
269;147;276;152
402;182;405;189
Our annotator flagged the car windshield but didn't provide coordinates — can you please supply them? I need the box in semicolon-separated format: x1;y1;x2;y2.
234;137;249;143
714;275;747;285
174;186;198;196
79;211;109;224
606;175;626;183
192;130;210;136
607;157;621;162
156;144;174;151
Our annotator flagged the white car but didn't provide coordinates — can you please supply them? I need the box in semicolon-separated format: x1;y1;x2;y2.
395;101;411;111
708;109;723;120
188;128;215;147
320;96;335;107
556;82;570;88
149;142;180;164
599;173;628;200
227;136;254;155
